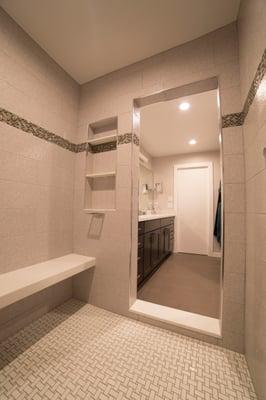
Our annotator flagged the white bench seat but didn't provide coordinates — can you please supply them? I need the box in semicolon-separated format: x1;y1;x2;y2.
0;253;95;310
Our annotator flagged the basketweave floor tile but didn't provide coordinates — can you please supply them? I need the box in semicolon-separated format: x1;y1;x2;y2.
0;299;256;400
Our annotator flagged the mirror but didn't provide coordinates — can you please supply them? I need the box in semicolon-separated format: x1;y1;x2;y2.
137;87;222;319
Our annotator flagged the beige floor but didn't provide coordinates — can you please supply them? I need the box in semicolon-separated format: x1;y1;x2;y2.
138;253;221;318
0;299;256;400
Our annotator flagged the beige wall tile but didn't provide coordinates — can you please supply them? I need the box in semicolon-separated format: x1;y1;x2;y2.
238;0;266;395
224;213;245;242
224;241;245;275
222;127;244;155
224;183;245;213
0;6;76;336
223;272;245;305
0;9;246;356
73;22;245;353
223;154;245;183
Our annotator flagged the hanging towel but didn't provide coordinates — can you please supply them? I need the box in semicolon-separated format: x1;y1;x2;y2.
214;183;222;244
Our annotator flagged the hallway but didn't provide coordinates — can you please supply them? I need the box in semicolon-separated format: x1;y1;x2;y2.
138;254;221;318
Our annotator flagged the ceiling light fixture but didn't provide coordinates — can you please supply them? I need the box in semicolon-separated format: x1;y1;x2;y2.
188;139;197;145
179;102;190;111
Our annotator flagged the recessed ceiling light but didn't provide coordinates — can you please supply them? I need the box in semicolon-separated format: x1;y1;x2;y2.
179;102;190;111
189;139;197;145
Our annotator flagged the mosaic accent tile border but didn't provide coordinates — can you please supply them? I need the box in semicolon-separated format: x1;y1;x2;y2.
1;47;265;150
90;141;117;153
117;132;139;146
0;107;78;152
75;142;88;153
117;132;133;145
222;112;244;128
222;47;266;128
242;47;266;120
133;133;140;146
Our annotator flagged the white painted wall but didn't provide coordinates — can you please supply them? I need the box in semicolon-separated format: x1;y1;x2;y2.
175;164;211;255
152;151;221;252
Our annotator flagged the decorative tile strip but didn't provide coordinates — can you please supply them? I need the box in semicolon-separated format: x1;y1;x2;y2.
1;47;265;149
222;48;266;129
90;141;117;153
133;133;140;146
242;47;266;121
75;142;88;153
0;107;77;152
117;133;132;145
222;112;244;128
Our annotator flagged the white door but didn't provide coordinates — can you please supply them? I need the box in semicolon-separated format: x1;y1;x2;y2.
175;165;210;255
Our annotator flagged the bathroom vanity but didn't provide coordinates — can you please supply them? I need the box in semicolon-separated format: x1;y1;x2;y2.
138;215;175;287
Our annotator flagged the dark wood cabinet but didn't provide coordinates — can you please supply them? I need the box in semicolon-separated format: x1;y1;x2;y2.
138;217;174;287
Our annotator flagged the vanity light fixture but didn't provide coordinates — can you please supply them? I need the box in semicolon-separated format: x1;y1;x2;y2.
179;102;190;111
188;139;197;145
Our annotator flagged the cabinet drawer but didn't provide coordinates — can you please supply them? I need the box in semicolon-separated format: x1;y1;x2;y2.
161;217;175;227
144;219;161;233
138;222;145;235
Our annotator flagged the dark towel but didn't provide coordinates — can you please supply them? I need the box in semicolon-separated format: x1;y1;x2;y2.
214;185;221;244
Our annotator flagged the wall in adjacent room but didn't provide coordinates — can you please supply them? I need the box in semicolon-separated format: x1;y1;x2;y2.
152;150;221;253
74;22;245;352
0;8;79;340
238;0;266;398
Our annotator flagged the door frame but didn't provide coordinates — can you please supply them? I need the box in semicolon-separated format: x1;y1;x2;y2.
173;162;214;256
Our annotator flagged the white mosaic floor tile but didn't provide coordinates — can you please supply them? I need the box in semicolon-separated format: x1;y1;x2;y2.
0;300;256;400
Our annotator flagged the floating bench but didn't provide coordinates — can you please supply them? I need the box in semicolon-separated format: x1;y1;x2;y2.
0;253;96;310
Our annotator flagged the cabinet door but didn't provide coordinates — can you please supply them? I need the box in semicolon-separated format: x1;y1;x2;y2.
159;228;165;261
137;246;144;285
144;230;160;277
144;233;152;277
164;226;171;254
151;230;160;269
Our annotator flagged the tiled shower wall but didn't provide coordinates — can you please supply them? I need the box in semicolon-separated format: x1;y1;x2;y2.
0;8;79;340
0;7;250;354
238;0;266;398
74;22;246;352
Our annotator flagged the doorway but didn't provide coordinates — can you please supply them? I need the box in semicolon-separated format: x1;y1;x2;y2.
174;162;213;255
130;79;223;337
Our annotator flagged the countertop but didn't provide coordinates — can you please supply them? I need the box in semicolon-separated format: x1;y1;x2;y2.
138;213;176;222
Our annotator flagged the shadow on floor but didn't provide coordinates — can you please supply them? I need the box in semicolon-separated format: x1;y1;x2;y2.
0;299;86;370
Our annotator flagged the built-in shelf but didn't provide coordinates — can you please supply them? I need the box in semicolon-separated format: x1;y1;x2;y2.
86;171;116;179
87;134;117;145
85;116;117;213
89;116;117;135
84;208;116;214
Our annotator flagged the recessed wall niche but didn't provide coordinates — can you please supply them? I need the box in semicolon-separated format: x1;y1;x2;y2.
84;116;118;213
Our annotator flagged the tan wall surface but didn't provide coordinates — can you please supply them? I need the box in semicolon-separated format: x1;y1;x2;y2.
238;0;266;398
0;8;79;340
74;22;245;352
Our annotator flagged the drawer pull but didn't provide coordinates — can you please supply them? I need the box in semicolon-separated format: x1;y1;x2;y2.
138;256;141;261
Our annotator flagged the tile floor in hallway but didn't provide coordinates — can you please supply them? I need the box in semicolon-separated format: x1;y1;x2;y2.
138;254;221;318
0;299;256;400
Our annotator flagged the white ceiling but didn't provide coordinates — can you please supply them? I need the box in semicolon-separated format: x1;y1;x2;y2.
0;0;240;84
140;89;220;157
